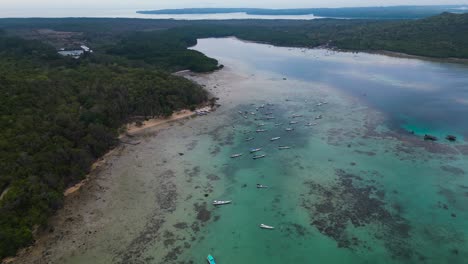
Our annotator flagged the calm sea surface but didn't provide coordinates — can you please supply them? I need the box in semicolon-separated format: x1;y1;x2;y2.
161;38;468;264
0;9;319;20
35;38;468;264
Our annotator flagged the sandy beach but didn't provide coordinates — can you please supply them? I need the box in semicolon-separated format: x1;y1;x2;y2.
5;66;249;264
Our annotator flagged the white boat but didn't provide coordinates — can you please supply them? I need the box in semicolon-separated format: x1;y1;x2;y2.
270;137;281;141
251;112;256;115
213;200;231;205
253;154;266;160
274;123;282;126
257;123;265;127
278;146;291;150
285;128;294;131
291;114;303;118
315;115;323;120
250;148;262;153
230;153;243;158
289;121;298;125
305;122;318;127
256;129;267;133
245;137;254;141
256;184;269;188
260;224;274;229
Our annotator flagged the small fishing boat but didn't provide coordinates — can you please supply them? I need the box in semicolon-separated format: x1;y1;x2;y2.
270;137;281;141
250;148;262;153
305;122;318;127
257;184;269;188
291;114;303;118
257;123;266;127
251;112;256;115
315;115;323;120
238;111;243;114
256;129;267;133
316;103;323;106
278;146;291;150
274;123;282;126
245;137;255;141
253;154;266;160
207;254;216;264
213;200;232;206
230;153;243;158
285;128;294;131
289;121;298;125
265;112;273;115
266;116;275;120
260;104;265;108
260;224;275;229
446;135;457;142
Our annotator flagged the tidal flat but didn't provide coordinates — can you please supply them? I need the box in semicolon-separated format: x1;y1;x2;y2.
12;38;468;264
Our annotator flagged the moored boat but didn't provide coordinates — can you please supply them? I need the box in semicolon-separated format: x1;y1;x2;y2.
256;129;267;133
260;224;274;229
253;154;266;160
446;135;457;141
213;200;231;205
250;148;262;153
230;153;243;158
315;115;323;120
257;184;269;188
289;121;298;125
285;128;294;131
245;137;255;141
207;254;216;264
278;146;291;150
305;122;318;127
270;137;281;141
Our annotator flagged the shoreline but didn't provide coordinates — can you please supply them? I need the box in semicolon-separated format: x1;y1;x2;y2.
5;67;231;264
63;106;215;198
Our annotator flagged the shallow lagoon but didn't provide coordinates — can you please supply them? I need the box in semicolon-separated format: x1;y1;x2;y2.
17;38;468;264
166;38;468;263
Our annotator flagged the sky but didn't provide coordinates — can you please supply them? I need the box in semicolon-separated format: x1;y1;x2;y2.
2;0;468;9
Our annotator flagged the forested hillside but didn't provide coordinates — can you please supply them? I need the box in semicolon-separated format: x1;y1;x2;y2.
0;33;208;259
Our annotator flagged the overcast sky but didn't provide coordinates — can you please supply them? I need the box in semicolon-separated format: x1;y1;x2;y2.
2;0;468;9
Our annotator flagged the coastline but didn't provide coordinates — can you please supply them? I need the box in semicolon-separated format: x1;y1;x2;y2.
4;68;229;264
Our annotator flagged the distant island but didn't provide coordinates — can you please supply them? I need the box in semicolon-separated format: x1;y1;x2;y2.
137;5;468;19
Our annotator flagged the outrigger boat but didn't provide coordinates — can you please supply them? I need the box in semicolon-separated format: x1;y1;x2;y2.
256;129;267;133
230;153;243;158
250;148;262;153
257;184;269;188
207;254;216;264
245;137;255;141
278;146;291;150
253;154;266;160
285;128;294;131
213;200;231;206
260;224;275;229
270;137;281;141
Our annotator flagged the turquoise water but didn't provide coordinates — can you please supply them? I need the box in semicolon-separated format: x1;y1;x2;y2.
139;38;468;264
